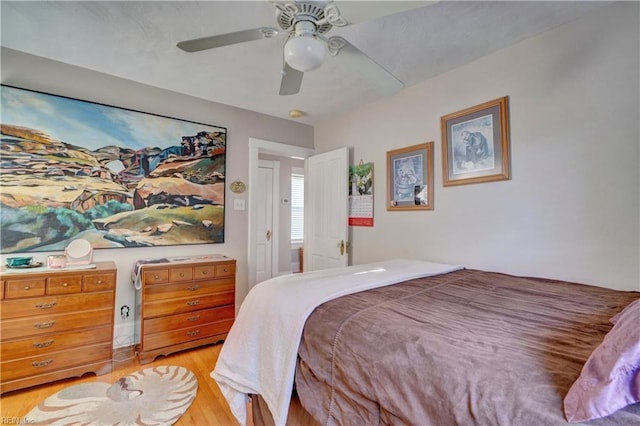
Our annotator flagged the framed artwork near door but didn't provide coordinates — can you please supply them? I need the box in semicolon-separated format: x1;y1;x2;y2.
0;84;227;253
386;142;434;211
441;96;511;186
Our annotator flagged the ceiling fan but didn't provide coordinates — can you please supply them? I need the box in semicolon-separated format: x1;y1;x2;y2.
176;1;425;96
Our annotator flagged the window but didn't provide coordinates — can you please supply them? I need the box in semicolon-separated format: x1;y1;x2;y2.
291;169;304;243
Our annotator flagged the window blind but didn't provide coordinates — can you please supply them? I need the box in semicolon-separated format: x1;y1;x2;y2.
291;173;304;243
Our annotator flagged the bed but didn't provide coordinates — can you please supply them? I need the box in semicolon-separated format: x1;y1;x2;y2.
211;259;640;426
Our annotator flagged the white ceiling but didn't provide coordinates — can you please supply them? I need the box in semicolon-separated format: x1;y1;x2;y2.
0;1;610;125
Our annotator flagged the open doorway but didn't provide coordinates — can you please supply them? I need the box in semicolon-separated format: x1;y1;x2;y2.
256;155;306;281
247;138;314;291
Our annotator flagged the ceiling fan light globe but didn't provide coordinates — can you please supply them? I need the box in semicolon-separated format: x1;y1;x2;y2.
284;36;325;72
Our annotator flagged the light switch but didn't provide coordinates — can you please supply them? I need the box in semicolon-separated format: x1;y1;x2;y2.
233;199;246;210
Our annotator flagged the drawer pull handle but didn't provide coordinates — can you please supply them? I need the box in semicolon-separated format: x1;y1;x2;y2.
32;359;53;368
180;273;185;277
187;315;201;322
187;330;200;337
24;285;31;290
186;300;200;306
35;321;55;329
35;302;57;309
97;280;103;284
187;285;200;292
33;340;54;348
62;282;69;287
154;275;160;279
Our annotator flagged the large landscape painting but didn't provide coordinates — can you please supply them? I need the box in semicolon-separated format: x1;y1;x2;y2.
0;85;227;253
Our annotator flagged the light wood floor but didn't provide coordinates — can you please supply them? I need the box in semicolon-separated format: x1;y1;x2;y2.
0;343;240;425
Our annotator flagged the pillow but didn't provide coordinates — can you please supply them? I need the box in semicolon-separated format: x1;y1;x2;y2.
610;297;640;325
564;299;640;422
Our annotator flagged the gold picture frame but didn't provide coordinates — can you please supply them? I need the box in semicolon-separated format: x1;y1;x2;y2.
386;142;434;211
441;96;510;186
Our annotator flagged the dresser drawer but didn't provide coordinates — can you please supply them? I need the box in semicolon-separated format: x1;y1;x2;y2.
1;325;112;360
193;265;215;281
214;262;235;278
1;308;113;340
47;275;83;295
144;277;234;302
143;269;169;285
5;278;46;299
0;342;111;382
142;318;234;351
169;267;193;282
1;292;114;320
143;291;234;318
84;273;115;292
143;305;235;335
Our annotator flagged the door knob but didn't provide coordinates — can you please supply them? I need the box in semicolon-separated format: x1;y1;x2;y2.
266;230;271;241
339;240;345;256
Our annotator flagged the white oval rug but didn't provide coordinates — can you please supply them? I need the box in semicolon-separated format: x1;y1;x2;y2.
26;365;197;425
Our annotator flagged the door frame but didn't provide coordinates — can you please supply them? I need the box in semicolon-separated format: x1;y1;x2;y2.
248;137;315;291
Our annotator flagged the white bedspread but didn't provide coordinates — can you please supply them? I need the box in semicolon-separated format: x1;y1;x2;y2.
210;258;463;426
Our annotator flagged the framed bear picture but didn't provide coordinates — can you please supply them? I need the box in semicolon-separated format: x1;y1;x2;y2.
441;96;510;186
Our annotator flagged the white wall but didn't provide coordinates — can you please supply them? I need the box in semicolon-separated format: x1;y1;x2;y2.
0;47;314;346
315;2;640;291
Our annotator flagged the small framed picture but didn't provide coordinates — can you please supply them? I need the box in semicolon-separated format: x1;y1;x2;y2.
441;96;510;186
386;142;434;211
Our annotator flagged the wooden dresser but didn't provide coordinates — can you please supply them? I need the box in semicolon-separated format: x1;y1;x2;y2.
0;261;117;394
135;256;236;364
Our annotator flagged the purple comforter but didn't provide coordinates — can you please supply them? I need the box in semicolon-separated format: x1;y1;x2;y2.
295;269;640;425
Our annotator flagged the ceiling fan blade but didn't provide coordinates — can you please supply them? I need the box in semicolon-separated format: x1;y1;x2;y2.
279;63;304;96
329;36;403;97
331;1;436;26
177;27;279;52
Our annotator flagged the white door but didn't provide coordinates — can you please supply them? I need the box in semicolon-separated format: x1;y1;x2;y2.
304;147;349;272
256;160;279;283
